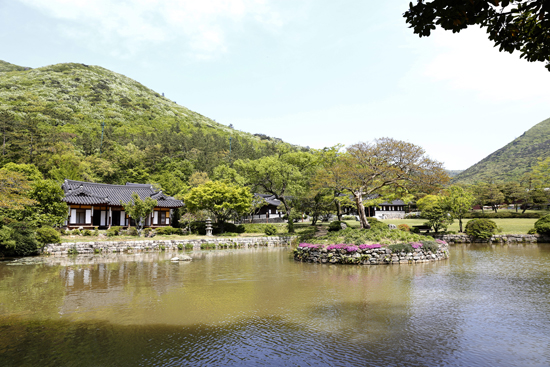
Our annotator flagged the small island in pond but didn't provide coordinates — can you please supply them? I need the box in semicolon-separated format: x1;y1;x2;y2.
294;240;449;265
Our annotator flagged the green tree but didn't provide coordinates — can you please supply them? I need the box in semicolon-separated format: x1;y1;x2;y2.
121;193;157;234
25;180;69;227
235;151;317;233
315;138;448;229
0;170;37;211
295;188;335;226
499;181;524;212
472;182;505;212
417;194;453;233
404;0;550;71
183;181;253;231
442;186;474;232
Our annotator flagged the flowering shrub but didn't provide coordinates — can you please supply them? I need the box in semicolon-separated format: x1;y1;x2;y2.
410;242;423;249
359;244;382;249
435;239;447;245
397;224;411;232
298;243;321;249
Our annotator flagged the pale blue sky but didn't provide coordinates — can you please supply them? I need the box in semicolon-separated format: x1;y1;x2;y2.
1;0;549;170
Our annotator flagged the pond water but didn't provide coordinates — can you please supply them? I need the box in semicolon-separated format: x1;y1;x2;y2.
1;245;550;367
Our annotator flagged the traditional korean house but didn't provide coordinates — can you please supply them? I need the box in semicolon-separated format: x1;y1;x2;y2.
365;199;406;219
61;180;184;229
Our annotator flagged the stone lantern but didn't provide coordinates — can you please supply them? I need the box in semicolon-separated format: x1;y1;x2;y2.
205;217;213;236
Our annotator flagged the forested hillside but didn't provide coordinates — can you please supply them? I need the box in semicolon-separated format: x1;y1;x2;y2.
0;61;298;195
453;117;550;183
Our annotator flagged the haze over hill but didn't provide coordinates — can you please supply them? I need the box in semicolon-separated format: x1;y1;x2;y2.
453;117;550;183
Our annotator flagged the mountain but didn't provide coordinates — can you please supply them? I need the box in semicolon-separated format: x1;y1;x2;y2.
0;61;297;193
0;60;30;72
453;117;550;183
446;170;463;178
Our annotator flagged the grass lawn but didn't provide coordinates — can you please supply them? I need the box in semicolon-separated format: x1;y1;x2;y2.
381;218;537;234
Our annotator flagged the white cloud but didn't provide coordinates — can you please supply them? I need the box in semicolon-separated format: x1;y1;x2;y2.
423;27;550;102
19;0;283;59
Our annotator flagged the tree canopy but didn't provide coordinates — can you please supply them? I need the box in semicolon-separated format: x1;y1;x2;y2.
315;138;449;229
235;151;317;233
184;181;253;230
121;193;157;232
404;0;550;70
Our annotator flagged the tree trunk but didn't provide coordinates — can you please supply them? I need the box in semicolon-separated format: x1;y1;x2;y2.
354;192;370;229
459;218;463;233
280;198;294;233
335;199;342;221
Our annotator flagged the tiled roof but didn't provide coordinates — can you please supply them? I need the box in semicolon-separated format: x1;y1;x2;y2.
255;193;281;207
365;194;405;206
62;180;183;208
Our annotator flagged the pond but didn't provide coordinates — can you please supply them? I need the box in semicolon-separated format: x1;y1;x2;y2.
1;245;550;367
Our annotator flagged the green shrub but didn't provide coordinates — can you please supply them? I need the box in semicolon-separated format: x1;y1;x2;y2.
388;243;413;253
366;217;387;230
328;221;345;232
534;214;550;235
128;227;138;236
106;226;121;237
156;226;174;235
342;215;356;220
264;224;277;236
528;228;537;234
83;229;92;236
144;228;152;236
159;245;166;251
72;229;81;236
185;243;193;250
220;222;244;233
93;227;99;236
0;220;40;256
397;224;411;232
420;240;439;252
36;227;61;245
465;218;498;239
177;243;183;250
67;247;79;255
93;248;101;254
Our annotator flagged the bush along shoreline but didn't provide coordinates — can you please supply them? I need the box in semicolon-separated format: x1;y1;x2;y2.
293;240;449;265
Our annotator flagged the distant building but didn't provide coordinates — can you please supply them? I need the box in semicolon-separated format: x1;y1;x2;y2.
365;199;406;219
61;180;183;229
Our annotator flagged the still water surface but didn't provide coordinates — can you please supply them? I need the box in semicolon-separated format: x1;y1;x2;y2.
1;245;550;367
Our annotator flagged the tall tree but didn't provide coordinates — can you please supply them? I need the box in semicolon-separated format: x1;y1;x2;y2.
315;138;448;229
121;193;157;234
442;186;474;232
405;0;550;71
183;181;253;231
472;182;505;212
235;151;317;233
0;170;37;212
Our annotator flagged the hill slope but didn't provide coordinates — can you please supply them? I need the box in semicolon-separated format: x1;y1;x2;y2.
0;61;295;193
453;117;550;183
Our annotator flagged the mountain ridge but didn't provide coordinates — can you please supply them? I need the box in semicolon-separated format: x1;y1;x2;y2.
453;117;550;183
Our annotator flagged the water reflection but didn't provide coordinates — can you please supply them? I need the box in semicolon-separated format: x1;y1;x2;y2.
1;245;550;366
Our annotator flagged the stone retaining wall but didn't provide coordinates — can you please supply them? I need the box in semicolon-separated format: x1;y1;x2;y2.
433;233;549;244
294;243;449;265
44;236;294;256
